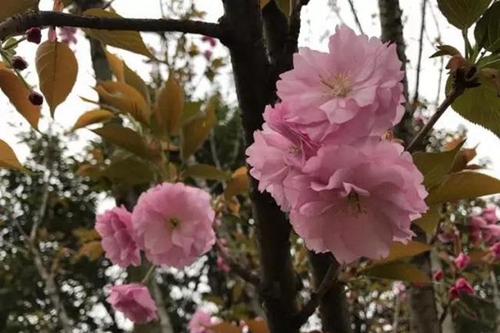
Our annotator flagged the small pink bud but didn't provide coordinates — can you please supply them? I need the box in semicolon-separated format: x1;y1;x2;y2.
11;56;28;71
26;27;42;44
490;242;500;259
433;270;443;281
28;91;44;106
203;50;213;60
453;253;470;270
449;278;474;300
201;36;217;47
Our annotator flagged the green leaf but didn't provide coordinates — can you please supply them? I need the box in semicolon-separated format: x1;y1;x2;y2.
427;171;500;204
83;9;154;58
437;0;492;29
414;205;441;235
430;45;461;58
0;139;26;171
0;0;38;21
35;41;78;116
184;164;230;181
360;262;430;283
371;241;432;266
475;2;500;53
92;124;157;159
412;140;464;189
449;71;500;138
102;157;154;185
207;322;243;333
181;98;217;160
155;74;185;136
224;166;249;199
69;109;115;132
276;0;292;16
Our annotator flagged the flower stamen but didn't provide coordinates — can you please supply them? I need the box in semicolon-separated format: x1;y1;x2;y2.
321;73;351;98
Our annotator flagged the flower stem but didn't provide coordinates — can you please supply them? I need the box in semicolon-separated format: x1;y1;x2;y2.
141;265;156;284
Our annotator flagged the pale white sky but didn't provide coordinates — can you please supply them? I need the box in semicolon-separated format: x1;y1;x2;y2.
1;0;498;178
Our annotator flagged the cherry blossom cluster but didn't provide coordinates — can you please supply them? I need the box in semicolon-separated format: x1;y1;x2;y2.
95;182;216;324
433;207;500;302
246;25;428;263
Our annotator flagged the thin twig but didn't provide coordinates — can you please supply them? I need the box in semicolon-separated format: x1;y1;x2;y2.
412;0;427;104
0;11;223;41
346;0;364;34
439;302;450;325
406;84;464;152
215;242;261;286
292;263;339;329
281;0;310;72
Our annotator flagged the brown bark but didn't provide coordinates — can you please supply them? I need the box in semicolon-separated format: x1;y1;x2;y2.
221;1;299;332
378;2;440;333
308;253;351;333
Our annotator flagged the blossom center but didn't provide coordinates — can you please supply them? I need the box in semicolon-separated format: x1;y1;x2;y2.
321;73;351;98
340;183;369;217
288;144;301;155
167;217;180;229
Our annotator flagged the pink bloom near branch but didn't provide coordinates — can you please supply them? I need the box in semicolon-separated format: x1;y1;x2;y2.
246;25;428;264
107;284;158;324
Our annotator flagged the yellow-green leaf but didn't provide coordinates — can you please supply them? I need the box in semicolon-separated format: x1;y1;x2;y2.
427;171;500;204
474;2;500;53
245;320;270;333
0;67;41;129
414;205;441;235
77;241;103;261
94;81;149;125
0;139;24;171
207;322;243;333
0;0;38;21
69;109;114;132
73;228;101;244
83;9;154;58
104;50;125;82
360;262;430;283
412;140;464;189
371;241;432;266
155;74;185;136
92;124;156;159
184;164;230;181
35;40;78;115
224;166;249;199
182;98;217;159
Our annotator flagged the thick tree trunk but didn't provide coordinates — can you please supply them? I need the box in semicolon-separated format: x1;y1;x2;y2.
378;2;440;333
309;253;351;333
221;1;299;332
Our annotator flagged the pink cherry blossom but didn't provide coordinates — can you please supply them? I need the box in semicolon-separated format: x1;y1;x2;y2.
453;252;470;270
217;256;231;273
95;206;141;268
433;270;443;281
246;103;320;211
132;182;216;268
481;207;498;224
107;284;158;324
469;215;500;244
276;25;404;138
286;140;428;263
59;27;78;44
188;309;215;333
449;278;474;300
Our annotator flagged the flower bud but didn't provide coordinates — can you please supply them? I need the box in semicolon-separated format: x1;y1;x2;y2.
11;56;28;71
26;27;42;44
28;91;44;106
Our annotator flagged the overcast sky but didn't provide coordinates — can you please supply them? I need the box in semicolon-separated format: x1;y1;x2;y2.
1;0;499;179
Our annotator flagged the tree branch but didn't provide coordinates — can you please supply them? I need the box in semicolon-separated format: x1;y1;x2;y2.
347;0;364;34
406;84;464;152
0;11;224;41
216;242;261;287
412;0;427;104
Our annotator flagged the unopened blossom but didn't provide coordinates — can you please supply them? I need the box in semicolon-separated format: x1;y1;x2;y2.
201;36;217;47
454;252;470;270
482;207;498;224
107;284;158;324
287;140;428;263
26;27;42;44
433;270;443;281
246;103;320;211
95;206;141;268
217;256;231;273
276;25;404;138
11;56;28;71
28;91;43;106
188;309;215;333
132;182;216;268
449;278;474;300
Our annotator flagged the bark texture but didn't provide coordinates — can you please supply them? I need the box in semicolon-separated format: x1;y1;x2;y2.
378;2;440;333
